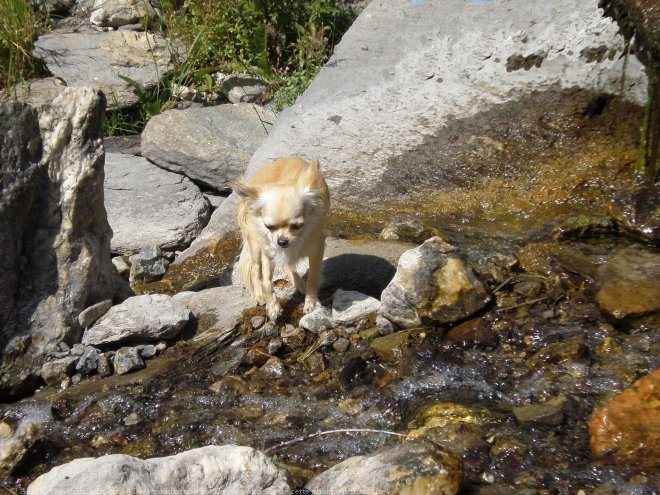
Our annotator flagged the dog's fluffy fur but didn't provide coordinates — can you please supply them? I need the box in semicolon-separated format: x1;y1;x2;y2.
231;157;330;320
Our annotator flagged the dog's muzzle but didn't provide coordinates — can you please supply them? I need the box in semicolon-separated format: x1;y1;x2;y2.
277;237;289;247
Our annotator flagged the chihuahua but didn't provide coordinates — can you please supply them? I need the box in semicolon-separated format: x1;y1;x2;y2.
231;157;330;320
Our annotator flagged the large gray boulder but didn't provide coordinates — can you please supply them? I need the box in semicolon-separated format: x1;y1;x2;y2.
27;445;291;495
33;31;174;109
141;104;275;192
0;89;126;399
104;152;211;254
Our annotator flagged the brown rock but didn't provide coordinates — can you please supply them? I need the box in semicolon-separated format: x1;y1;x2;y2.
588;369;660;472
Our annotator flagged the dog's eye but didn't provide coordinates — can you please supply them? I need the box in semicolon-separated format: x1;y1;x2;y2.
291;223;303;230
264;224;276;231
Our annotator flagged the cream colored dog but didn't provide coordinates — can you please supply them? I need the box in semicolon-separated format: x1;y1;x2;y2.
232;157;330;320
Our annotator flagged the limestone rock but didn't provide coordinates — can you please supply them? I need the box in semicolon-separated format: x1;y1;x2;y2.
332;289;381;326
379;237;490;330
33;31;175;109
27;445;291;495
588;369;660;471
173;286;253;345
105;152;211;255
597;246;660;320
141;104;275;192
78;300;113;329
90;0;156;28
299;306;333;333
113;347;145;375
82;294;191;347
40;356;78;387
305;439;462;495
0;420;45;477
0;89;125;398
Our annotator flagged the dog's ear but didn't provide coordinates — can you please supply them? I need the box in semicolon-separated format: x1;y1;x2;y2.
231;179;260;201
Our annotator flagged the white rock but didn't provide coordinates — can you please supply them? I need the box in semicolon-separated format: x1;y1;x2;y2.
27;445;291;495
299;306;333;333
82;294;191;346
332;289;381;326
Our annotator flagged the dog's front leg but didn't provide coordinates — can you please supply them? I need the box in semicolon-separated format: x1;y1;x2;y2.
260;251;282;320
303;238;325;313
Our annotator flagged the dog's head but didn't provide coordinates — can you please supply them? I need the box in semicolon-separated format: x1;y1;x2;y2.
232;181;326;250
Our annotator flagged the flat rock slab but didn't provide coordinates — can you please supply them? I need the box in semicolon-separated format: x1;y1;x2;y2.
104;152;211;255
141;104;275;192
332;289;381;326
33;30;174;109
27;445;291;495
81;294;191;347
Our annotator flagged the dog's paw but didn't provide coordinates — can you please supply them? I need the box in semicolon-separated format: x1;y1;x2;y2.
267;300;283;320
303;297;321;314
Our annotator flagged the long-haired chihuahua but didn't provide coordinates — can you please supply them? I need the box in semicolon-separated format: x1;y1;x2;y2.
231;157;330;320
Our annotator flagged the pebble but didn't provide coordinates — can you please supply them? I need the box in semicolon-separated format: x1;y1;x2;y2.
114;347;145;375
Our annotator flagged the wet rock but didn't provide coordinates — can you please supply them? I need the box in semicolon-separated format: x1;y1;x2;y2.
379;237;490;330
220;73;269;104
0;89;126;398
33;31;175;109
114;347;145;375
408;402;504;435
588;369;660;471
0;420;45;477
305;439;462;495
489;433;531;479
27;445;291;495
379;216;443;243
332;289;381;326
442;318;498;350
82;294;191;347
596;246;660;320
97;353;112;377
76;346;100;375
512;396;567;426
78;300;113;329
550;214;615;240
123;412;141;426
527;341;588;369
370;331;411;363
517;242;562;276
90;0;156;28
141;104;274;192
260;357;287;379
299;306;333;334
129;245;169;283
333;337;351;353
105;153;211;255
40;356;78;387
281;324;307;349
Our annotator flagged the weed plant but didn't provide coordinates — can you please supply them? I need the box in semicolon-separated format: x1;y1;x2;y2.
0;0;45;91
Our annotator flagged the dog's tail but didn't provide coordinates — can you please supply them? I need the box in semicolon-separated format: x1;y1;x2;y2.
238;243;262;303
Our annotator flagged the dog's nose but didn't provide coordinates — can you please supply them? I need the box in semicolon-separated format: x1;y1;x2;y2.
277;237;289;247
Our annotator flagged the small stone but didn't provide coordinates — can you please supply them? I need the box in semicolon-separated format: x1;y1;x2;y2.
512;396;566;426
78;300;113;328
260;357;287;378
137;345;157;359
281;324;306;349
302;352;325;373
333;337;350;353
112;256;131;277
97;353;112;377
442;318;498;350
123;413;141;426
71;374;82;385
221;73;268;104
527;341;587;369
155;341;167;353
379;215;443;243
299;306;332;334
250;316;266;330
371;331;411;363
71;344;85;356
76;346;100;375
57;342;71;352
129;245;169;284
41;356;78;387
113;347;145;375
376;314;396;335
267;337;283;355
332;289;381;326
